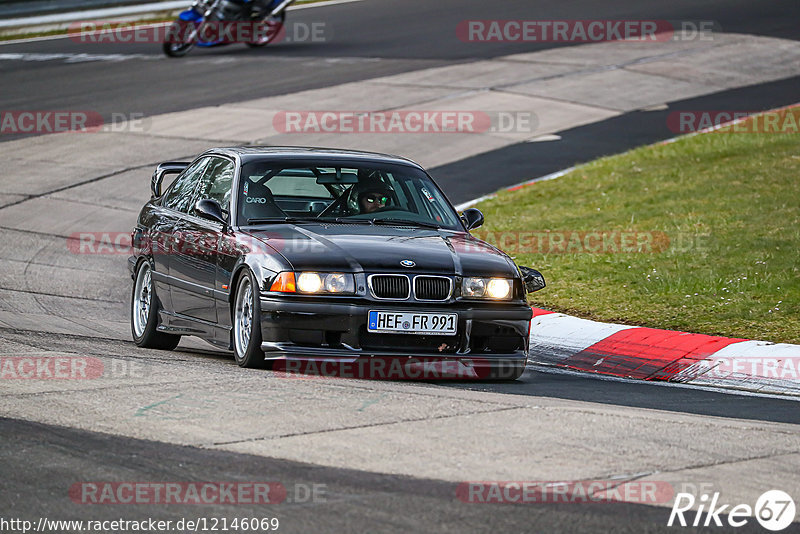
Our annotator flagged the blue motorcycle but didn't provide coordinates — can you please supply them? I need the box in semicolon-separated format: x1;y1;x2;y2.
163;0;295;57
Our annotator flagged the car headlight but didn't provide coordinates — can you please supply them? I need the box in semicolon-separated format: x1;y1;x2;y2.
297;272;322;293
461;277;513;300
323;273;349;293
462;277;486;297
270;272;355;295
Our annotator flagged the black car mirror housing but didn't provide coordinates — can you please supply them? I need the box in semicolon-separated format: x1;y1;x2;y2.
461;208;484;230
519;266;546;293
195;199;228;229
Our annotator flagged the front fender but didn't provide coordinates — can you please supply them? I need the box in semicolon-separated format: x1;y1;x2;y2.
234;258;279;295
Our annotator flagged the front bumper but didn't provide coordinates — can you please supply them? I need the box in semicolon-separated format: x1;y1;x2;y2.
258;297;532;378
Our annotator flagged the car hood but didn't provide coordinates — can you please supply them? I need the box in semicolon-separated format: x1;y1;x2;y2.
241;224;518;277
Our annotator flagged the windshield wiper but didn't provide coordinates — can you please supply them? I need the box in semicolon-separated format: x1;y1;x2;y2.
247;217;318;225
333;217;374;224
247;216;441;229
314;217;374;225
248;216;375;225
371;218;442;229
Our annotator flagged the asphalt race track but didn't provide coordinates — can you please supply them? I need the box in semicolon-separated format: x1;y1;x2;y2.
1;0;800;532
1;0;798;133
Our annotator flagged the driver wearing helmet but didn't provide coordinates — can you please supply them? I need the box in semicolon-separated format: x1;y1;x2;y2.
356;176;393;214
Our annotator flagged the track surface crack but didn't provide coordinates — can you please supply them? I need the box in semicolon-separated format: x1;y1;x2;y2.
208;405;525;447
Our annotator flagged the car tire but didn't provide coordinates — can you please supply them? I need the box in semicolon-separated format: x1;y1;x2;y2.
232;270;269;368
131;259;181;350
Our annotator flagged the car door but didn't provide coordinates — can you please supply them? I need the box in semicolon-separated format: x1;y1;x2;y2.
169;155;235;324
153;156;210;314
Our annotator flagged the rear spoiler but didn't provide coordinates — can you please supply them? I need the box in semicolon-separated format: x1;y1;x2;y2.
151;162;190;198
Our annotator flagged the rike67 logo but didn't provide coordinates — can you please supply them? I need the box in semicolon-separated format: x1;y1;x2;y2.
669;490;796;531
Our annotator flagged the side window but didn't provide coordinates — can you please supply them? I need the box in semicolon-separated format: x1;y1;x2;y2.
162;157;209;213
194;157;235;214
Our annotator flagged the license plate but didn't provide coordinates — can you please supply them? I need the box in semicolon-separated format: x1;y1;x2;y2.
367;311;457;335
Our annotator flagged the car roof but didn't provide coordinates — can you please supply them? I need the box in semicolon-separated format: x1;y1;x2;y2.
206;146;424;169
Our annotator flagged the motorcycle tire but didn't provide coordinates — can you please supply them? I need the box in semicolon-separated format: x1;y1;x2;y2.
246;11;286;47
163;16;212;58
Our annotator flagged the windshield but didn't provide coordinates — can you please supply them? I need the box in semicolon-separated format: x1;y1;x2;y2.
236;160;463;230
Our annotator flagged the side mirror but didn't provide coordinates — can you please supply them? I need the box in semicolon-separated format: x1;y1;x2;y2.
151;162;189;198
519;266;546;293
195;199;228;228
461;208;484;230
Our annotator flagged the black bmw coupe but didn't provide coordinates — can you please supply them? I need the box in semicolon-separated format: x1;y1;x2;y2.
129;147;543;379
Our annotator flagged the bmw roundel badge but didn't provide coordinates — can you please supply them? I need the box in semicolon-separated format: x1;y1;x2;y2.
400;259;416;268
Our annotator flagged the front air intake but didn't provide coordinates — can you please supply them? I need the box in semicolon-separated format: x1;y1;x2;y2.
414;276;451;301
369;275;410;300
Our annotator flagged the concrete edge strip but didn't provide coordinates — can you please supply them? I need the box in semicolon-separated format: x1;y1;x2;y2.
528;309;800;396
452;103;800;396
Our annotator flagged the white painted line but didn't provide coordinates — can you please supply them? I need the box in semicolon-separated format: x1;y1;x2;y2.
453;194;493;212
527;134;562;142
454;166;576;211
638;103;668;112
0;52;159;62
292;0;367;10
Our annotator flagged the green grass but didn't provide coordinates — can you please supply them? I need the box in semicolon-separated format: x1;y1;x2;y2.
476;110;800;343
0;16;173;41
0;28;70;40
